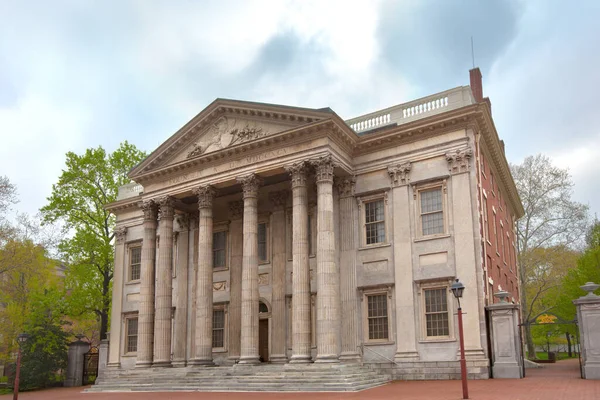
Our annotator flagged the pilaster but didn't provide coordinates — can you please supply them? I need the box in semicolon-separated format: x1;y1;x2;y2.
108;226;127;368
173;215;190;367
388;162;419;361
574;282;600;379
336;177;361;362
269;190;288;363
228;200;244;362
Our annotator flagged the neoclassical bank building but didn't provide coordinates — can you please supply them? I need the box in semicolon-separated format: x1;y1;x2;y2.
100;69;524;390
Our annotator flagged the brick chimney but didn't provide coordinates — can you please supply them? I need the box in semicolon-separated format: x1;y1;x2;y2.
469;67;483;102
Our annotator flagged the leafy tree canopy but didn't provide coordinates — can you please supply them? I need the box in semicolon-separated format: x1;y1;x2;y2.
40;141;147;340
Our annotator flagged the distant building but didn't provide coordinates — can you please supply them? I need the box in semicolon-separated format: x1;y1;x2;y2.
105;68;523;382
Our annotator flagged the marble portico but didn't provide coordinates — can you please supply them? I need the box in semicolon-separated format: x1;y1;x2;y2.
104;80;523;384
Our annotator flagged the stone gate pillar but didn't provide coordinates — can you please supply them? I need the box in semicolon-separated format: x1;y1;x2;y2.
573;282;600;380
64;338;90;387
485;291;523;378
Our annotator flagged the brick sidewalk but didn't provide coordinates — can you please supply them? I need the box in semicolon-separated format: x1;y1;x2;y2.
2;359;598;400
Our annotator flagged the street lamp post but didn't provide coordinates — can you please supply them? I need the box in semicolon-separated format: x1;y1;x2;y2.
13;333;29;400
451;278;469;400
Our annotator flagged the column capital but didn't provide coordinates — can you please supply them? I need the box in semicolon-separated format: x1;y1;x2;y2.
312;154;336;183
388;162;412;187
237;174;262;199
157;196;175;220
335;176;356;198
114;226;128;244
140;200;158;221
193;185;217;209
269;190;288;209
446;147;473;175
175;213;190;230
285;161;309;188
228;200;244;219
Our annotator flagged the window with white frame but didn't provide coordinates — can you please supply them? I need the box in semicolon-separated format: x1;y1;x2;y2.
212;231;227;269
423;287;450;338
128;246;142;282
125;316;138;353
212;306;226;350
365;199;386;245
367;294;389;341
419;186;445;236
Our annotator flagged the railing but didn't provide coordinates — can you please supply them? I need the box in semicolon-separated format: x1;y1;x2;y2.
349;113;391;132
346;86;474;134
117;182;143;200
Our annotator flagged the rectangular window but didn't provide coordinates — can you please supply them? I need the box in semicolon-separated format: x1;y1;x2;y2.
213;231;227;268
129;247;141;281
483;197;490;241
424;288;449;337
126;317;138;353
420;188;444;236
365;200;385;244
367;294;389;340
212;309;225;349
258;222;267;262
493;215;499;251
501;225;505;260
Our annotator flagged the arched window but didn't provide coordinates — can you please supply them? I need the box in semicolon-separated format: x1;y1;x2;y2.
259;302;269;314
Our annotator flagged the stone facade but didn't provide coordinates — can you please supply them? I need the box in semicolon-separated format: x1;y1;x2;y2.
105;69;524;381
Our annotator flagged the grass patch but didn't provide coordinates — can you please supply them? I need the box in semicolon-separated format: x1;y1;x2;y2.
533;352;576;361
0;388;12;395
0;376;7;383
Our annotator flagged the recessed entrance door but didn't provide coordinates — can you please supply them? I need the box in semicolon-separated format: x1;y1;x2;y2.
259;319;269;363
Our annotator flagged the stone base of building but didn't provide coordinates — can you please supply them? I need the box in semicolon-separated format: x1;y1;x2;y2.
493;362;522;379
364;359;490;380
584;363;600;380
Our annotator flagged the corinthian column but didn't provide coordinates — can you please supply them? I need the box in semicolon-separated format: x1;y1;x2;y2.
153;196;175;367
227;200;244;362
336;177;361;362
189;186;216;365
269;190;288;363
237;174;262;364
313;155;340;362
136;200;158;368
285;162;312;363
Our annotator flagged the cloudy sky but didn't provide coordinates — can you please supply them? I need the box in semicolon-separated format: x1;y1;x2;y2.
1;0;599;218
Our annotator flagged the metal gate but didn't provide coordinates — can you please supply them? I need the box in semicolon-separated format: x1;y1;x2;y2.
82;346;99;385
520;313;583;379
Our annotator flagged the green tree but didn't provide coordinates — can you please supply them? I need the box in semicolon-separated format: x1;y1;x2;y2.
511;154;589;359
0;175;17;243
17;288;69;391
40;142;146;340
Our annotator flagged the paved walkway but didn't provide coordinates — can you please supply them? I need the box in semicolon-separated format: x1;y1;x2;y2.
2;359;598;400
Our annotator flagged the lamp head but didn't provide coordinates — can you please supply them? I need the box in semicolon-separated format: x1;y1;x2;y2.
450;278;465;299
17;333;29;344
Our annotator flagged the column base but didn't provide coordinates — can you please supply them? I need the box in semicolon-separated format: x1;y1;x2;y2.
171;360;187;368
135;361;153;369
584;363;600;380
188;358;214;366
107;362;121;369
238;356;261;365
289;354;312;364
269;354;288;364
339;352;361;363
493;363;523;379
227;355;240;364
462;348;487;360
315;354;340;363
152;361;172;368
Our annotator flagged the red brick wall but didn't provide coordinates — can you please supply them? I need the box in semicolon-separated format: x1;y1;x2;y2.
478;153;520;304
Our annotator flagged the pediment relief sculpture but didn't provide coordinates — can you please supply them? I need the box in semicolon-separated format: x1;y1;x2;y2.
187;116;270;159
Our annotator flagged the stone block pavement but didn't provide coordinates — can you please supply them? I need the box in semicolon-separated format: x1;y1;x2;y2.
2;359;598;400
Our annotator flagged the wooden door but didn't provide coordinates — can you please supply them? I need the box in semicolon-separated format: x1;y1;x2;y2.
259;319;269;362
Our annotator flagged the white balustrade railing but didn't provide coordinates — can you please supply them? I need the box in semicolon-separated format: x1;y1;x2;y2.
346;86;473;134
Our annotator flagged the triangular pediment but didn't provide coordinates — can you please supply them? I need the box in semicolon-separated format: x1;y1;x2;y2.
130;99;335;179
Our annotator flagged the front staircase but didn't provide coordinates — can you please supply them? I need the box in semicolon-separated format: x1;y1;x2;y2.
87;363;391;392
